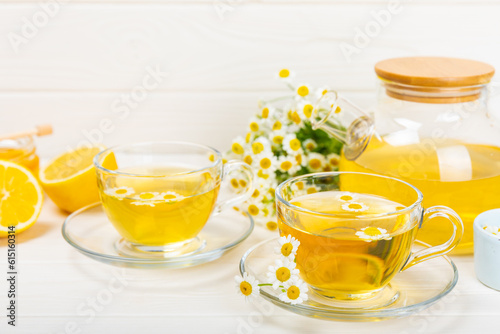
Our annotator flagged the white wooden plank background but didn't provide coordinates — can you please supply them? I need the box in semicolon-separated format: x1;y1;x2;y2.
1;1;500;333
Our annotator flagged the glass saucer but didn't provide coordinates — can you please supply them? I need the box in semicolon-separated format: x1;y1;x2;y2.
62;203;254;269
240;238;458;321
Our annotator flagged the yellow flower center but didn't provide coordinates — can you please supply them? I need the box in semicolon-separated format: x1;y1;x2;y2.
248;204;259;216
266;221;278;230
244;155;253;165
240;281;253;296
334;106;341;114
324;165;333;172
245;132;252;143
303;104;313;118
260;158;272;169
348;203;363;210
257;170;269;179
281;243;293;257
276;267;291;282
230;178;239;188
262;107;269;118
289;139;301;151
309;159;321;169
287;285;300;300
329;158;339;166
139;193;156;200
163;194;177;200
322;89;328;96
291;111;301;125
340;195;353;201
305;142;315;151
250;122;259;132
296;181;304;190
252;142;264;154
279;69;290;78
307;187;317;194
222;158;228;164
295;154;302;165
231;143;244;155
239;179;247;187
281;161;293;171
297;85;309;97
273;135;284;145
363;227;382;237
252;189;260;198
208;154;215;162
272;121;282;131
115;189;128;195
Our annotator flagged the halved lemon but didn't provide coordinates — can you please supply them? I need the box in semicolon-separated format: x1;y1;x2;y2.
39;145;117;213
0;160;43;237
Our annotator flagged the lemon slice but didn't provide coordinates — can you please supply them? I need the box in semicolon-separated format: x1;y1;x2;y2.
39;146;116;213
0;160;43;237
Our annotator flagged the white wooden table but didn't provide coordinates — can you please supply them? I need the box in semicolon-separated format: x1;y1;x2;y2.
2;0;500;332
0;199;499;334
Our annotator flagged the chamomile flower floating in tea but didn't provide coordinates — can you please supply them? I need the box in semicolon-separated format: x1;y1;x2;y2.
235;273;260;302
342;201;369;213
356;227;392;242
105;186;135;199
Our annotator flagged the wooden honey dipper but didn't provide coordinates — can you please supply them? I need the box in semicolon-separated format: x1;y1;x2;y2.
0;124;53;141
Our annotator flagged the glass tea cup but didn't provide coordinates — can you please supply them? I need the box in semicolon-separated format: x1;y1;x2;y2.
276;172;463;301
94;141;254;258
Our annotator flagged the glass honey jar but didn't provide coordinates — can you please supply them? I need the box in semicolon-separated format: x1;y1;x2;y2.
337;57;500;254
0;136;40;174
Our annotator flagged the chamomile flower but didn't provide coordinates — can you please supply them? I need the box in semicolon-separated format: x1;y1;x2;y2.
276;68;295;81
259;105;276;119
159;191;185;203
291;180;307;194
296;84;311;98
105;186;135;199
251;137;272;155
315;86;331;99
356;227;392;242
483;225;500;236
269;129;286;146
303;138;317;151
231;136;246;155
326;153;340;169
283;134;302;155
254;152;277;173
342;201;369;212
280;277;309;305
235;273;260;301
271;119;284;131
245;199;265;217
242;153;254;166
249;117;262;133
337;192;359;203
289;109;303;126
267;258;300;290
277;155;299;175
306;153;326;172
297;101;314;119
134;192;160;200
275;235;300;260
266;221;278;231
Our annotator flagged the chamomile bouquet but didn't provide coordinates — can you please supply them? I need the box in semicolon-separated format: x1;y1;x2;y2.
224;69;343;230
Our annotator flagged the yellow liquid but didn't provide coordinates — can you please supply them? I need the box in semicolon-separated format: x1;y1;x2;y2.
100;165;220;246
278;191;418;299
340;139;500;254
0;143;39;173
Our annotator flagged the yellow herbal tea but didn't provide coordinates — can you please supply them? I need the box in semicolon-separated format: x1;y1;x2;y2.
99;165;220;246
278;191;418;299
340;139;500;254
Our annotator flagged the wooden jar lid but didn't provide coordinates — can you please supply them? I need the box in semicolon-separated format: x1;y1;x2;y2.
375;57;495;103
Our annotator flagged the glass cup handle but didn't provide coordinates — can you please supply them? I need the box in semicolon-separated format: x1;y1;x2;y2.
402;206;464;270
213;160;255;215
